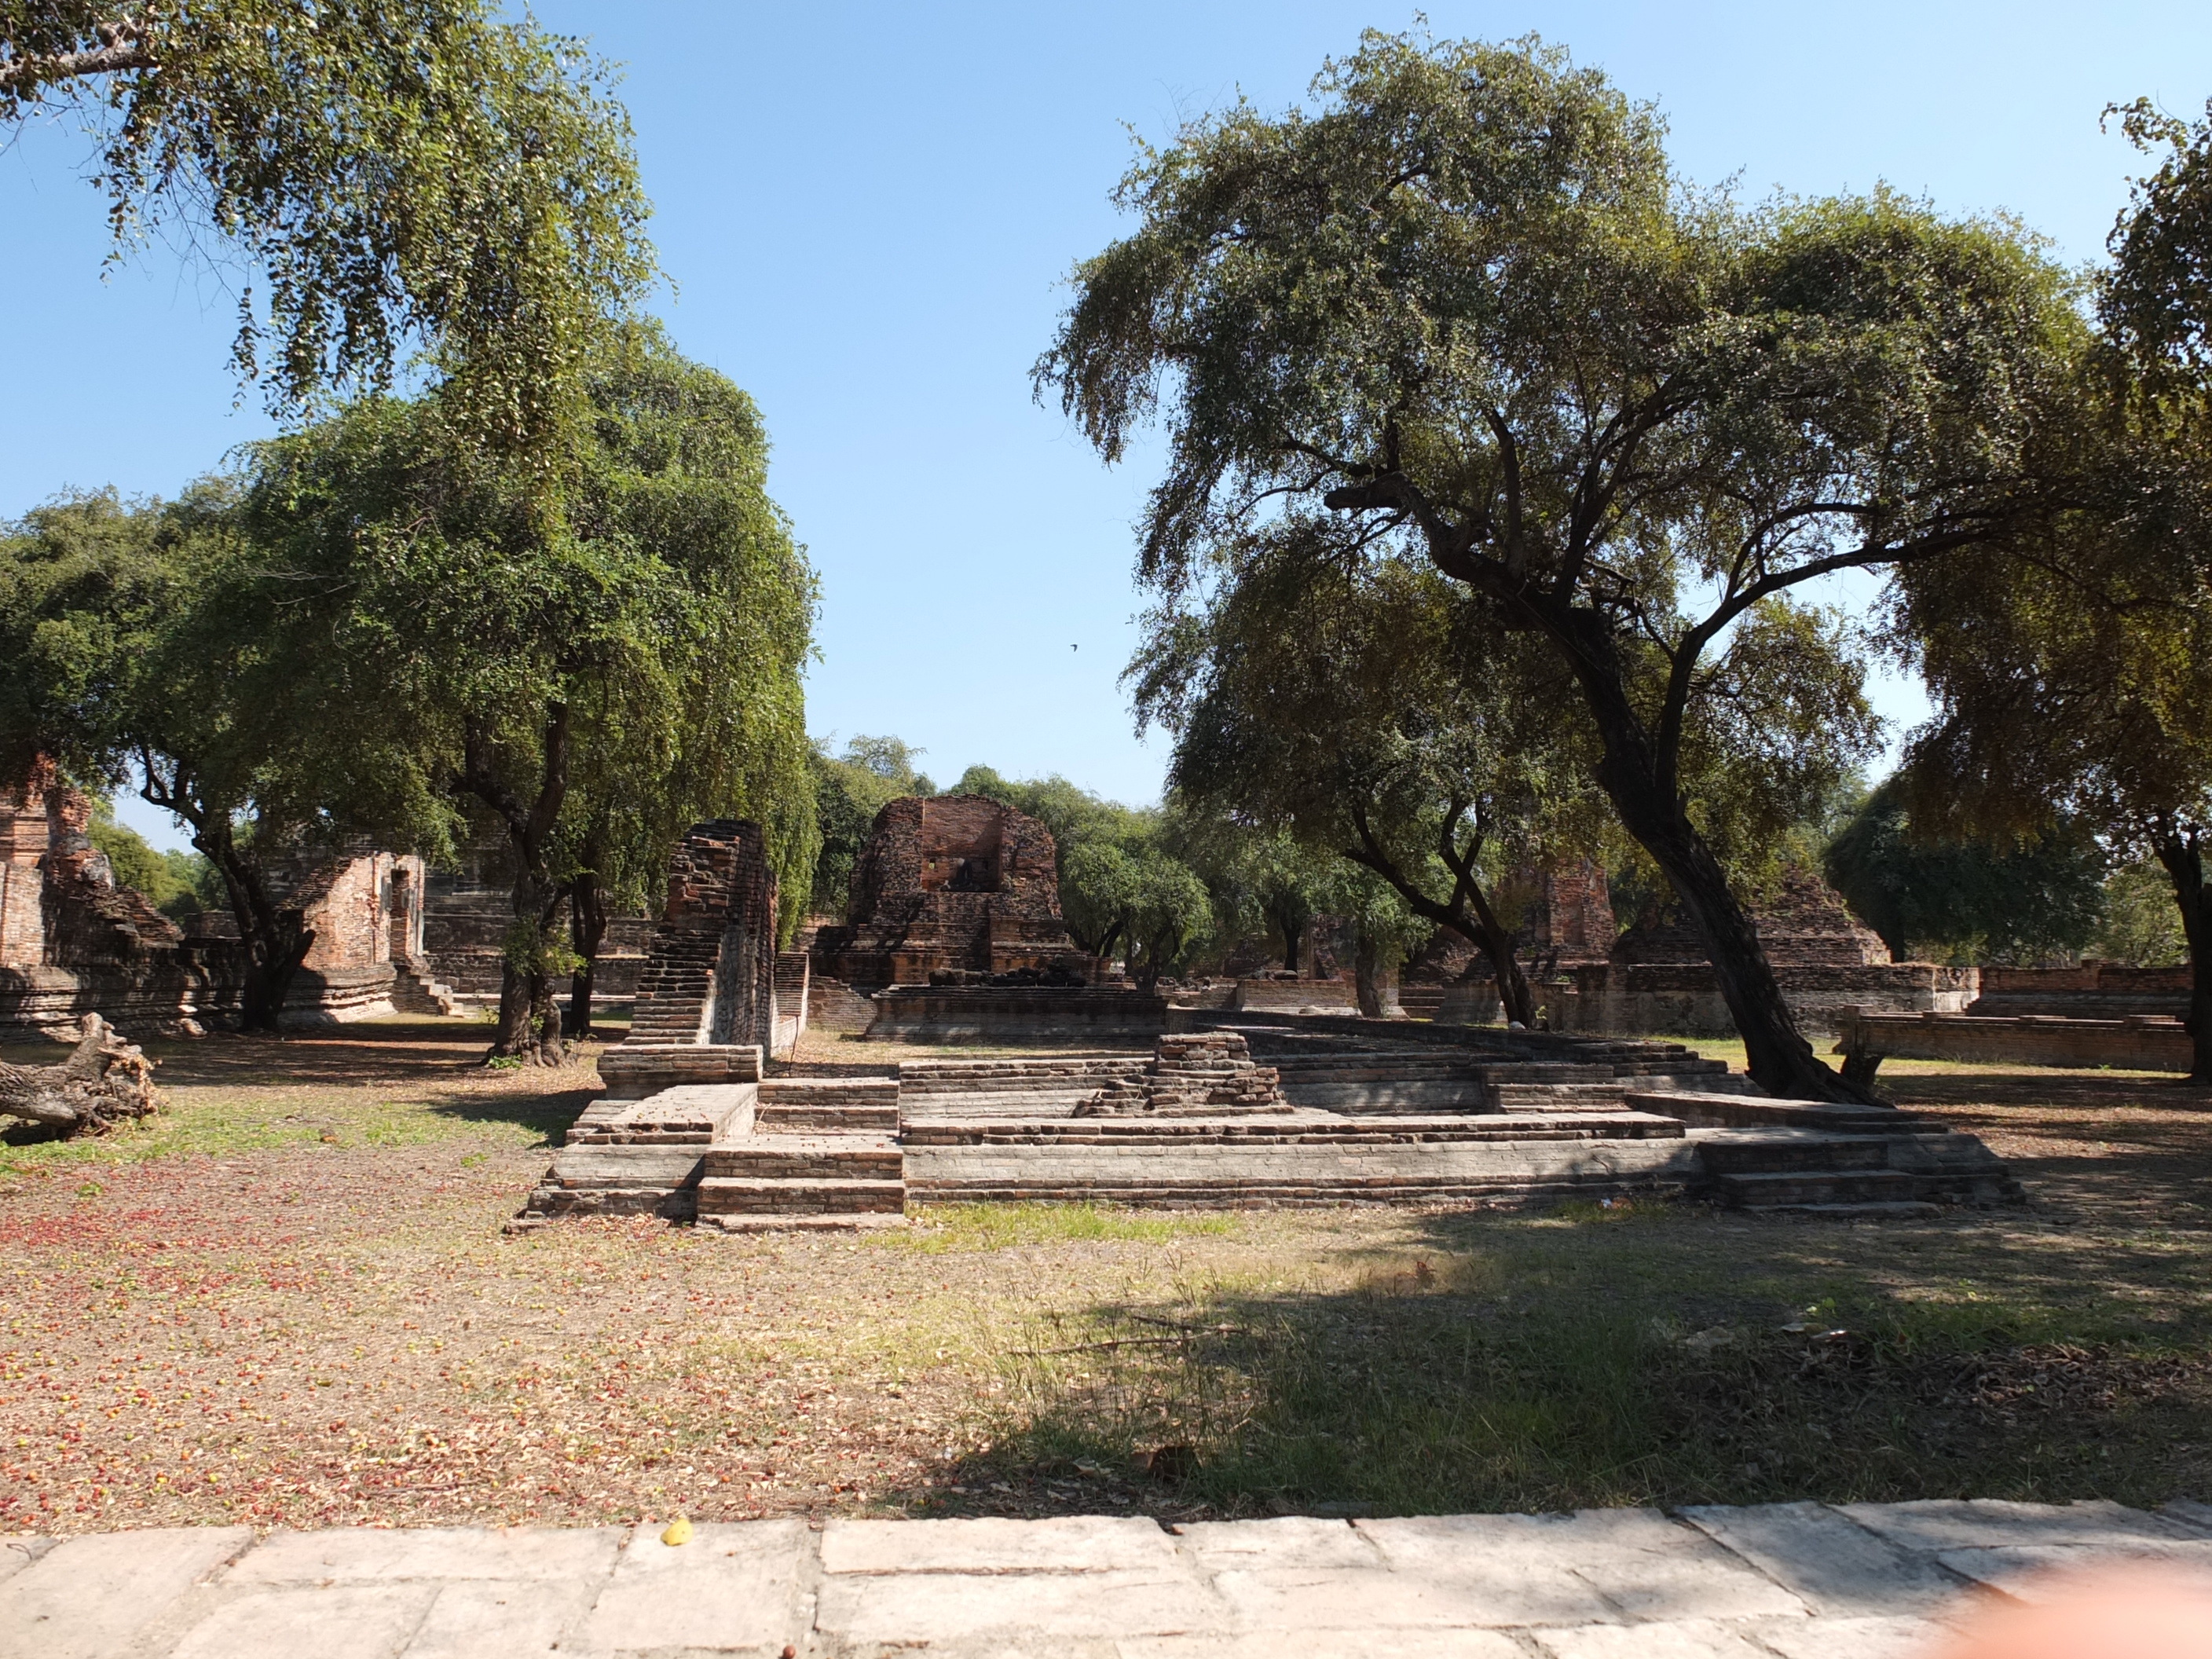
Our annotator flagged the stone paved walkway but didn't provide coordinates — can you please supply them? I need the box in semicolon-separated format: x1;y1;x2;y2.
4;1498;2210;1657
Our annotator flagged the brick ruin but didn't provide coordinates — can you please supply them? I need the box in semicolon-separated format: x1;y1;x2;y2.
810;795;1097;991
0;760;424;1039
598;819;782;1100
1074;1031;1293;1117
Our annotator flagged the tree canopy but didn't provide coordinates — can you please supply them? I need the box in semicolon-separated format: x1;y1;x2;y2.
1822;780;2106;965
1039;31;2050;1097
0;1;656;462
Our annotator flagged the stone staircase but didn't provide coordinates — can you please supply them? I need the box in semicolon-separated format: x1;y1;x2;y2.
1626;1093;2028;1218
696;1133;906;1231
628;932;720;1043
690;1076;908;1230
756;1075;900;1131
390;954;462;1017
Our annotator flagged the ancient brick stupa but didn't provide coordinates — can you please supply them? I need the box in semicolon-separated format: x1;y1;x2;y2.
809;795;1096;991
1075;1031;1295;1117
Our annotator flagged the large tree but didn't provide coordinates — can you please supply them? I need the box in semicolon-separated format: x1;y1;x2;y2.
0;489;453;1028
235;328;819;1060
1040;31;2073;1100
1893;98;2212;1081
1;1;654;461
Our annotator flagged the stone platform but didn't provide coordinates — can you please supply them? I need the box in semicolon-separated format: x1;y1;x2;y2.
8;1498;2209;1657
520;1019;2025;1229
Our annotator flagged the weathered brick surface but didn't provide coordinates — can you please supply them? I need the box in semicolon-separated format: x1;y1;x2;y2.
1;760;417;1038
811;795;1095;988
624;820;779;1052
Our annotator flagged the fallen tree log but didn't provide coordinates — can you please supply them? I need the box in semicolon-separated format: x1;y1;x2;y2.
0;1015;162;1137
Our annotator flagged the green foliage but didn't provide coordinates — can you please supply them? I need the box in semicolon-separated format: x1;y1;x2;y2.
2092;860;2190;968
1822;781;2106;965
2104;97;2212;390
85;797;222;919
0;2;656;463
812;737;936;918
1040;29;2071;1092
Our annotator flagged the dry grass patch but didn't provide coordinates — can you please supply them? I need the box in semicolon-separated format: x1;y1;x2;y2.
2;1023;2208;1534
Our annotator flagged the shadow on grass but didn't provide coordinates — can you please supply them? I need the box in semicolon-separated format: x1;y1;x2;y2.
423;1086;595;1148
923;1196;2212;1521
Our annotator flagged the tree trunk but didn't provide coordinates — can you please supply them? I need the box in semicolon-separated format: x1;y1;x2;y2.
1268;901;1305;973
459;703;572;1066
2153;827;2212;1086
166;802;313;1035
1353;932;1400;1018
565;868;609;1038
1511;606;1877;1103
0;1015;161;1136
1593;741;1873;1101
1341;819;1535;1027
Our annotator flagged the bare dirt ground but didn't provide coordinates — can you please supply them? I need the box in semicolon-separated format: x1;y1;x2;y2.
2;1021;2207;1536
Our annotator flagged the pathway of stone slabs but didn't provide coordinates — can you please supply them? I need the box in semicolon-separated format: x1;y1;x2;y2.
4;1498;2210;1658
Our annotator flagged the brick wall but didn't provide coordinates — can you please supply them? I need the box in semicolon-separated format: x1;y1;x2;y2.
627;819;780;1049
814;795;1090;988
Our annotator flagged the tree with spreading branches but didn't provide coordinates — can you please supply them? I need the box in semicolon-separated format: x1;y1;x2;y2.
1040;31;2073;1100
0;1;655;463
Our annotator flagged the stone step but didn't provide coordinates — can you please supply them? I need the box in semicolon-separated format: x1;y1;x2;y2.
1698;1133;1892;1174
758;1077;900;1104
900;1111;1687;1147
903;1176;1678;1206
1713;1169;1923;1207
1629;1092;1952;1135
756;1102;902;1131
704;1137;903;1181
700;1212;910;1232
696;1176;908;1216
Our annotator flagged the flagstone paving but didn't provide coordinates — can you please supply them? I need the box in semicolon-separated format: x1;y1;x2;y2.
3;1496;2209;1657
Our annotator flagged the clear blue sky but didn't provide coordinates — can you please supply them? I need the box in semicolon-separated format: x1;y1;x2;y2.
5;2;2208;851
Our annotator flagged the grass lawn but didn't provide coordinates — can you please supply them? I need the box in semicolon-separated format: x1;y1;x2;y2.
2;1020;2208;1535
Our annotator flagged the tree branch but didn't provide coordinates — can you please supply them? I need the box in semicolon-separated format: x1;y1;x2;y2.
0;21;154;95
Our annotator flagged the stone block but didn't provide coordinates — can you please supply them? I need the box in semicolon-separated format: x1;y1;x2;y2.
0;1538;52;1590
0;1525;250;1659
823;1514;1183;1576
1532;1617;1785;1658
402;1577;602;1657
168;1583;437;1659
1357;1511;1805;1624
1172;1517;1382;1571
1742;1613;1964;1659
1677;1501;1968;1613
1204;1561;1603;1631
566;1520;807;1656
813;1566;1228;1646
1119;1632;1526;1658
1838;1498;2202;1552
230;1524;623;1584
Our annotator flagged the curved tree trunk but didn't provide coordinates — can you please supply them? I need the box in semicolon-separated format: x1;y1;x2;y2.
1583;697;1877;1103
2153;826;2212;1086
1342;805;1536;1027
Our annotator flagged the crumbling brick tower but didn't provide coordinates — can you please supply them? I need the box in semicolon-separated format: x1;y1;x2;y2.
811;795;1092;990
626;820;780;1049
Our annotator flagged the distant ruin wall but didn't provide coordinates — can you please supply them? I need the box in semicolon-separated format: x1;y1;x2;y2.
1839;1008;2192;1072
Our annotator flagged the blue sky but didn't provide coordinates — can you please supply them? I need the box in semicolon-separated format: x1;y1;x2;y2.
5;2;2208;851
